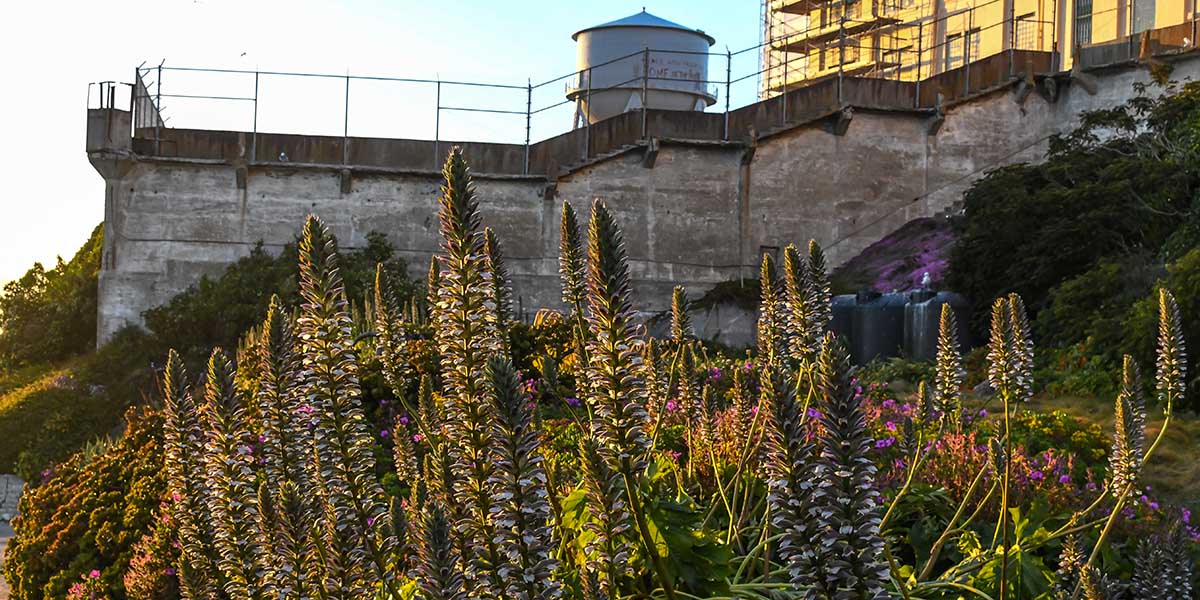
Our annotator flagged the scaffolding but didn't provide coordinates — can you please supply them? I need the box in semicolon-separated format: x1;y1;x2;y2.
760;0;1057;98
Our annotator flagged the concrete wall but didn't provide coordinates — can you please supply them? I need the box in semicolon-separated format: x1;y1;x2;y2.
91;54;1200;345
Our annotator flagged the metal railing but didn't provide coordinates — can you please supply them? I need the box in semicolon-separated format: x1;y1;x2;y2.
113;3;1070;173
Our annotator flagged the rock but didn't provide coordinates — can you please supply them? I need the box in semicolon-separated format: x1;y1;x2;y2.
973;380;995;397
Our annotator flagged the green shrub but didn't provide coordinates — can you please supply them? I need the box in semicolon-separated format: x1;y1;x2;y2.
4;406;167;600
1121;247;1200;410
1034;253;1160;352
143;231;415;361
0;224;102;372
949;82;1200;333
858;356;936;386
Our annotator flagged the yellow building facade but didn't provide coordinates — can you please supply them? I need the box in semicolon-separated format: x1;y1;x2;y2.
760;0;1194;95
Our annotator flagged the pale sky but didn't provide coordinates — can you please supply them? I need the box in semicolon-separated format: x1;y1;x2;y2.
0;0;763;284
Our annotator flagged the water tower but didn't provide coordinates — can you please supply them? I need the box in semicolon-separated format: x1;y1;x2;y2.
568;10;717;125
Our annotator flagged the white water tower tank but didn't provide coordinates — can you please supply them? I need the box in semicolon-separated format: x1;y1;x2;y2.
568;10;717;125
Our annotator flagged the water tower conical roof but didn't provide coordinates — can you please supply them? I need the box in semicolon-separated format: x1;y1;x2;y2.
572;10;715;45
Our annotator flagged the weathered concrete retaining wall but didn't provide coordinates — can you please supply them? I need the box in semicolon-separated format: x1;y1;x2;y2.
90;54;1200;345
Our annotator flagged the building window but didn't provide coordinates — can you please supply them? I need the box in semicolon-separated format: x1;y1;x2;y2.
966;28;981;60
1015;13;1037;49
843;0;862;19
1075;0;1093;45
846;42;861;63
1133;0;1155;33
944;32;964;71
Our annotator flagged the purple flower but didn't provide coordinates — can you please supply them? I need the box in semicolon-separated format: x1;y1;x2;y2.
1182;508;1191;524
882;399;895;409
1030;470;1044;481
367;516;375;526
885;421;897;432
978;408;988;417
165;567;177;576
399;415;410;425
258;434;267;443
565;397;581;407
875;436;895;448
380;429;390;438
1059;475;1071;484
807;407;822;419
710;367;722;380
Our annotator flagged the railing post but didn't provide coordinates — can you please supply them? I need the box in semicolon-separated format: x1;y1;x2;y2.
641;47;650;140
965;9;973;95
1009;8;1016;77
155;61;163;155
584;68;592;160
251;71;259;162
838;18;846;105
723;48;732;140
343;74;350;166
524;79;532;175
782;42;789;125
434;80;441;168
916;20;923;108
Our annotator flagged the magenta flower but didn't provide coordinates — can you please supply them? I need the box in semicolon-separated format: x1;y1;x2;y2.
885;421;897;432
89;570;101;579
666;400;678;412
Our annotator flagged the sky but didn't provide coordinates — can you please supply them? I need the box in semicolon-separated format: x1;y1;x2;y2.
0;0;763;285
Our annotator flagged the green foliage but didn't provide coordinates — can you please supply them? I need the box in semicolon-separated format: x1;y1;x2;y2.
949;81;1200;333
3;406;167;600
143;232;414;361
0;328;155;476
1035;253;1161;352
0;223;102;371
859;357;936;386
1120;247;1200;409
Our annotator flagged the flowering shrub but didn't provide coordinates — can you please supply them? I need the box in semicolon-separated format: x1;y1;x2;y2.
3;407;168;600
